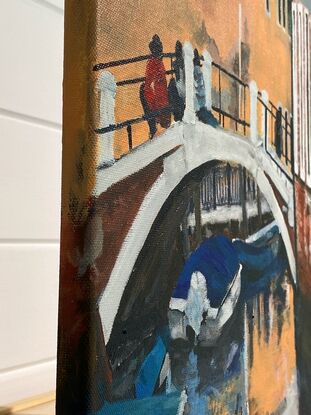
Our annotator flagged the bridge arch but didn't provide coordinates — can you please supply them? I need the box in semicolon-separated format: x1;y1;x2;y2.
99;121;296;342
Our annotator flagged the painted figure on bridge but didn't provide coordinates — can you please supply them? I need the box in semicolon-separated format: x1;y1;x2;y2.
193;48;218;128
141;35;171;138
168;40;186;122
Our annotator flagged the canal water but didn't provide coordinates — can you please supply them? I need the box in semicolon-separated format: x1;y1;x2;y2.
168;268;297;415
103;163;298;415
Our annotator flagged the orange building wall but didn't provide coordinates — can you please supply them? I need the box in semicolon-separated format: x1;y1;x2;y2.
248;283;296;414
93;0;292;157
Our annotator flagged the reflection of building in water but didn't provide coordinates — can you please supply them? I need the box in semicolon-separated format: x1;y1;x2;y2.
247;272;298;414
168;271;296;415
105;160;297;413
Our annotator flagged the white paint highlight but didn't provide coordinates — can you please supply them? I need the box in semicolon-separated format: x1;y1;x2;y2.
250;80;259;144
187;200;270;227
261;90;269;145
182;42;195;124
199;264;242;346
201;50;213;112
246;220;278;243
97;71;117;166
282;371;299;415
184;272;208;336
177;390;188;415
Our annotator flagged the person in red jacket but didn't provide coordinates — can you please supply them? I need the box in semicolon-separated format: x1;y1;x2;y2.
142;35;171;137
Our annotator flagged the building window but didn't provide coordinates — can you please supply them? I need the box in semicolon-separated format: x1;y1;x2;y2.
283;0;287;27
278;0;282;24
266;0;270;14
278;0;289;30
287;0;292;34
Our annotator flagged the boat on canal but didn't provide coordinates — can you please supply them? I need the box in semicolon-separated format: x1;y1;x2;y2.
168;222;282;346
133;222;287;404
168;235;242;346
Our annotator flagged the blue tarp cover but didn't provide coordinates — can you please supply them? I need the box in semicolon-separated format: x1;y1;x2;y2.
233;239;275;271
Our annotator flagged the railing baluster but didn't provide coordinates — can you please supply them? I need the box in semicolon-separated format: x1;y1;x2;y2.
183;42;195;124
202;50;213;112
290;115;295;175
261;90;269;146
212;168;217;210
227;163;232;206
244;85;247;135
265;106;268;152
285;111;288;165
218;68;222;124
127;124;133;151
97;71;117;166
250;80;258;144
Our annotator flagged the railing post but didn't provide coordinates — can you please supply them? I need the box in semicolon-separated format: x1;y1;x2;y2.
97;71;117;166
127;124;133;151
290;115;295;175
226;163;232;206
202;50;213;112
261;90;269;147
182;41;195;124
285;110;288;165
212;168;217;210
249;80;258;144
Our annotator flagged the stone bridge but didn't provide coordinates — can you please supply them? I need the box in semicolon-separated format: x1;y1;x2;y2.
93;42;296;342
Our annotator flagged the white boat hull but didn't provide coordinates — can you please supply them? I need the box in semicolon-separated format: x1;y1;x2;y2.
168;264;242;346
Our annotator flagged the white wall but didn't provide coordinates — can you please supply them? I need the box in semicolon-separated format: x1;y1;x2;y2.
0;0;63;405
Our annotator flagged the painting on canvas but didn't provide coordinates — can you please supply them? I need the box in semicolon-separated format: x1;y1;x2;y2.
56;1;311;414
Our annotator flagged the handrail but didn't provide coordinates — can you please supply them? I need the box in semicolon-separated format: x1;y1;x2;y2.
116;69;175;87
211;105;250;128
258;90;289;124
212;61;248;88
93;52;175;71
95;106;172;135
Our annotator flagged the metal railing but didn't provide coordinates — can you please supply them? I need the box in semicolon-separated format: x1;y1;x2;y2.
201;164;257;211
93;51;251;148
258;92;293;180
94;52;174;151
211;62;250;134
93;45;293;181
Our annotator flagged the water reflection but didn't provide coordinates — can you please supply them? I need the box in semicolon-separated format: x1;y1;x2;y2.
104;164;298;415
167;270;297;414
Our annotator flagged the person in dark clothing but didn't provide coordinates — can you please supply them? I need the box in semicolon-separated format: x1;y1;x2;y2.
140;82;157;138
140;34;170;139
168;40;185;122
193;48;218;128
